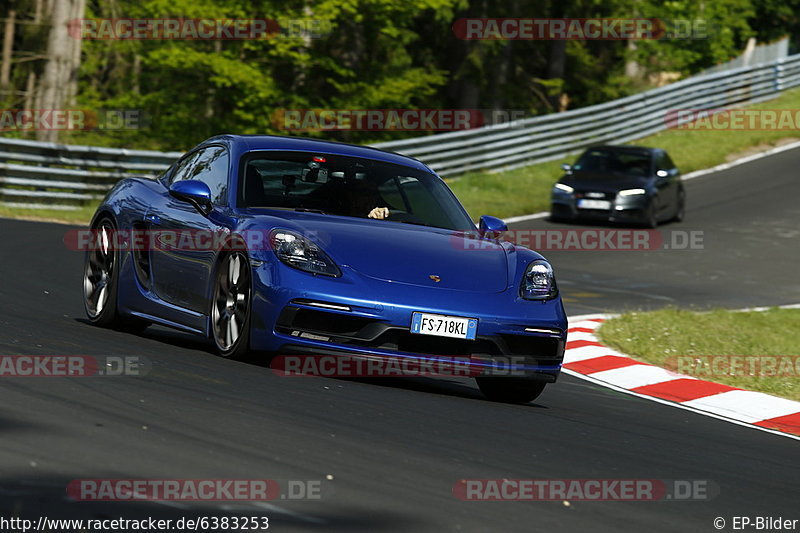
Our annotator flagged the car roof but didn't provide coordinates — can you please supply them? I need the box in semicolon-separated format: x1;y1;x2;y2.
584;144;659;155
197;134;434;173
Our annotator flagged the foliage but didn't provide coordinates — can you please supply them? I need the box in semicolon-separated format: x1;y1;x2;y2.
0;0;796;150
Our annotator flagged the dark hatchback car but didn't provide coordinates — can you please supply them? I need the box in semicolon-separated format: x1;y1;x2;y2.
550;145;685;227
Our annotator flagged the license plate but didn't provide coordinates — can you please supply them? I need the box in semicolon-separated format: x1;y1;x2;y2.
577;199;611;209
410;312;478;340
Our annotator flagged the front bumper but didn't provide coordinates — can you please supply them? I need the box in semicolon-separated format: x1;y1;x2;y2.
551;193;649;223
248;262;568;380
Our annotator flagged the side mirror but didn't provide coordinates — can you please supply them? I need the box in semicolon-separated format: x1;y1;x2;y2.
479;215;507;238
561;163;572;172
656;169;669;178
169;180;213;214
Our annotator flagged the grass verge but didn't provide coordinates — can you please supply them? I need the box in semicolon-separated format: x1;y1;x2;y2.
0;204;97;225
5;87;800;225
597;307;800;401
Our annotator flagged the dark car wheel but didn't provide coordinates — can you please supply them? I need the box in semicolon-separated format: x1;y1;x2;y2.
644;202;658;228
476;377;547;404
672;191;686;223
83;217;149;333
211;251;252;359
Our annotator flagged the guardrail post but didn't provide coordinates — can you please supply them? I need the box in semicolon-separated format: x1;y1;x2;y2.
774;58;785;93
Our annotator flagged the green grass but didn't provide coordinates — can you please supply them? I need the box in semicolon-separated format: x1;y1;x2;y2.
597;308;800;401
5;86;800;225
0;204;97;225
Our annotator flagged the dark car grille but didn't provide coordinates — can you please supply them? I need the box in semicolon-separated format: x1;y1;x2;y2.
275;303;563;363
574;190;615;200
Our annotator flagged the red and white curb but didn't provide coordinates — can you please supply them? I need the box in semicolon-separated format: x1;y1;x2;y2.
563;314;800;440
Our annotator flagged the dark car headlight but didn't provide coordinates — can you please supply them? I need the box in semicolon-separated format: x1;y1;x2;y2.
616;188;646;198
270;230;341;277
520;260;558;300
552;183;574;195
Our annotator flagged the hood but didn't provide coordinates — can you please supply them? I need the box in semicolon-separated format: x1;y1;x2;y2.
560;171;649;193
246;210;510;293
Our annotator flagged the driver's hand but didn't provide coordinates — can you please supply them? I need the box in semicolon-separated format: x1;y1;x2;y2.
368;207;390;220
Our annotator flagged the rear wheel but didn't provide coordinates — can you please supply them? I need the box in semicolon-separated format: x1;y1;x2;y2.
211;251;252;359
476;377;547;404
672;191;686;222
644;202;658;228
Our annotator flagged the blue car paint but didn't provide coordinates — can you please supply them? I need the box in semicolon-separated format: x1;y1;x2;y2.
92;135;568;379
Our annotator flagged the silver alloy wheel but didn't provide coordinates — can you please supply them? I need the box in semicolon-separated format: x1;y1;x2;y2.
83;221;114;319
212;252;251;352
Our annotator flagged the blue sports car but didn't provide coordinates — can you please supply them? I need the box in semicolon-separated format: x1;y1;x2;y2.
83;135;567;403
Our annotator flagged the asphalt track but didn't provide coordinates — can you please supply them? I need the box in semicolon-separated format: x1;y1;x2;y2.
0;146;798;531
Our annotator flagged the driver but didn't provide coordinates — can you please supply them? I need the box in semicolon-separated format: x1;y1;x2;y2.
344;179;390;219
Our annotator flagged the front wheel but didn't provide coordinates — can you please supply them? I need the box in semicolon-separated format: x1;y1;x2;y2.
476;377;547;404
83;217;150;333
210;251;252;359
83;217;121;327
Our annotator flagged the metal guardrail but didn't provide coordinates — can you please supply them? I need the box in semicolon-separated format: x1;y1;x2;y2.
0;137;181;210
2;54;800;210
372;54;800;175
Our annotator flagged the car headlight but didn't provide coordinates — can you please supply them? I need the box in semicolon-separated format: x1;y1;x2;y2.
617;188;646;197
270;230;341;277
553;183;574;194
520;260;558;300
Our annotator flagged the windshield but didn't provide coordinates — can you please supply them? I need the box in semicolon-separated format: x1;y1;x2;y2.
573;149;652;176
239;151;474;231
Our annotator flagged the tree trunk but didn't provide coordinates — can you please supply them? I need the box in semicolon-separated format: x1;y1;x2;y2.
66;0;86;107
1;9;15;88
37;0;85;141
546;40;567;109
624;40;640;79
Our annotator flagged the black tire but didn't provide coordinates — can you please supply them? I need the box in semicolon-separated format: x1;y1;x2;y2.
83;217;122;327
549;205;567;223
476;377;547;404
83;216;150;333
644;202;658;228
210;251;252;360
672;191;686;223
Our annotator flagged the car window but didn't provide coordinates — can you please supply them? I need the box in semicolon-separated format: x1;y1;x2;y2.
165;151;202;186
240;152;473;231
168;146;230;205
657;151;676;171
574;149;651;176
615;153;651;176
378;176;457;229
